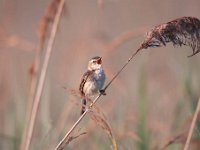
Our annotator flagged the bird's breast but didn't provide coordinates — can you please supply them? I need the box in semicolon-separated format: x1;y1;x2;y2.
83;80;98;98
83;69;105;98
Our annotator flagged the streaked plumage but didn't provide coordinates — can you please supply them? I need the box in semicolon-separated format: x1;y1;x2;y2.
79;56;106;114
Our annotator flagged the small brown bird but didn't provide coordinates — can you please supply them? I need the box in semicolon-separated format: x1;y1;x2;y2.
79;56;106;114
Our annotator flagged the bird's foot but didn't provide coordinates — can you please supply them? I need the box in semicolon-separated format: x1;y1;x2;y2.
99;89;106;95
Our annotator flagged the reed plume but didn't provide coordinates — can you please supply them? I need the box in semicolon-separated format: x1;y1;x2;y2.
139;17;200;57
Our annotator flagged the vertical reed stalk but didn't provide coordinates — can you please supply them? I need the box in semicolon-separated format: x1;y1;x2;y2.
183;97;200;150
22;1;65;150
20;44;42;150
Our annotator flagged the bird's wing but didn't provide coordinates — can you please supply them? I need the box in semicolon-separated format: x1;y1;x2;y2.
79;70;93;97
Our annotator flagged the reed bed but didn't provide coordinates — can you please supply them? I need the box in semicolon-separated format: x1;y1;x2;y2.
0;0;200;150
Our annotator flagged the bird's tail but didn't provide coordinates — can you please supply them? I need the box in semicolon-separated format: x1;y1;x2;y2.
81;99;86;115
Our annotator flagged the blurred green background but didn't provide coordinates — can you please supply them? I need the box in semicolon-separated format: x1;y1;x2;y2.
0;0;200;149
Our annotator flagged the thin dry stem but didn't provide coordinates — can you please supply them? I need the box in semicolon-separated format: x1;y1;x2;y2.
183;97;200;150
22;0;65;150
54;93;102;150
55;48;141;150
55;16;200;150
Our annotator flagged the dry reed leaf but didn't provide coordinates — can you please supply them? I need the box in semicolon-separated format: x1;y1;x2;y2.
89;110;118;150
161;133;200;150
56;132;87;150
161;133;186;150
64;132;87;145
140;17;200;57
161;113;200;150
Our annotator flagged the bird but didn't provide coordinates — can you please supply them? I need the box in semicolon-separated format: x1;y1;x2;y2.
79;56;106;115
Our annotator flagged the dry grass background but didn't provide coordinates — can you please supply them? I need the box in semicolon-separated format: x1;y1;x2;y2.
0;0;200;150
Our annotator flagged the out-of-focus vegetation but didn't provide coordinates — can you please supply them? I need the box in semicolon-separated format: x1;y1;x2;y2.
0;0;200;149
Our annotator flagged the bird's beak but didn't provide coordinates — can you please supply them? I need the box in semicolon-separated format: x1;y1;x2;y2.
97;57;102;64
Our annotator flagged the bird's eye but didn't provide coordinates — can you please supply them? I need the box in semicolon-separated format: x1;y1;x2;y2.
92;60;96;63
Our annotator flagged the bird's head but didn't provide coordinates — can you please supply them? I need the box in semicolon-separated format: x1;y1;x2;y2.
88;56;103;71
